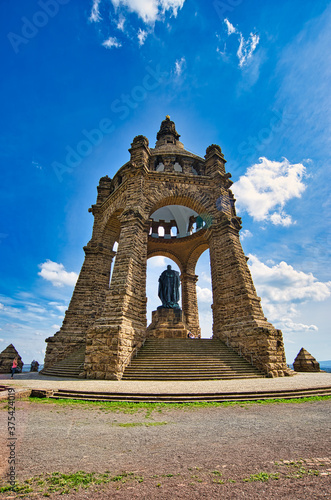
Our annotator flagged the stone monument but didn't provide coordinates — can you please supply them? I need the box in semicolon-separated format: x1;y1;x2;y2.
0;344;23;373
146;264;190;339
43;116;290;379
158;265;180;309
293;348;320;372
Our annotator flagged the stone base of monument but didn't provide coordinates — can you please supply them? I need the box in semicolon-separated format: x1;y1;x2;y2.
146;308;191;339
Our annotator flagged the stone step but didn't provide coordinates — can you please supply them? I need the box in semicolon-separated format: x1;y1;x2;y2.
41;347;85;378
48;386;331;403
122;339;264;381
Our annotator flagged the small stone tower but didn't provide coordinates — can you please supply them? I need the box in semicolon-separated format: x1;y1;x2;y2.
43;117;290;379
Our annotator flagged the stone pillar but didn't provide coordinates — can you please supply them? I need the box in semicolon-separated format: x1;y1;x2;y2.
181;272;201;337
43;243;115;369
208;220;289;376
84;210;148;379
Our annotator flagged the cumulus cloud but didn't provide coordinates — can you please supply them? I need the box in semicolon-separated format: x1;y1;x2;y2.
89;0;185;49
200;271;211;284
107;0;185;24
102;36;122;49
240;229;252;241
232;157;307;226
248;254;331;333
148;256;167;268
38;260;78;287
197;286;212;303
89;0;102;22
137;28;148;46
174;56;186;76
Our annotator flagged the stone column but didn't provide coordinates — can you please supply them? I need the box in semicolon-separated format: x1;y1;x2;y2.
84;210;148;379
181;272;201;337
207;219;289;376
43;243;116;369
208;221;265;338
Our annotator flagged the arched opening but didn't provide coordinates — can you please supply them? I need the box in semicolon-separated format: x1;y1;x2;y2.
150;205;207;239
146;256;181;326
155;162;164;172
195;249;212;339
109;240;118;285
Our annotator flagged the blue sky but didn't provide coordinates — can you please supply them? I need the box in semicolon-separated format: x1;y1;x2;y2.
1;0;330;365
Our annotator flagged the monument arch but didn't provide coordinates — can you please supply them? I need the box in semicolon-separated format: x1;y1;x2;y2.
43;116;290;379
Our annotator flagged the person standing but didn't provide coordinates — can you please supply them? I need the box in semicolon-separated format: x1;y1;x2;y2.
11;357;18;378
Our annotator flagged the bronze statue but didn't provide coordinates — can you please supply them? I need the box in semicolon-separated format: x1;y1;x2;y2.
158;265;180;309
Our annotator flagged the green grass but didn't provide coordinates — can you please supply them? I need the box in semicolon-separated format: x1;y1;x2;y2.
243;472;279;482
0;471;143;497
25;394;331;415
112;421;168;427
0;463;325;497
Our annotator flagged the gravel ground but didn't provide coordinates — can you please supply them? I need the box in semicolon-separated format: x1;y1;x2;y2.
0;398;330;498
2;371;331;394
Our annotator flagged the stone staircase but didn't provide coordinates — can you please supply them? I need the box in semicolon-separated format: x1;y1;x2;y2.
122;339;264;380
40;347;85;378
47;385;331;403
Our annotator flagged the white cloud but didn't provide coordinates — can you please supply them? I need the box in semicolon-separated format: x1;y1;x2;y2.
237;32;259;67
51;324;61;330
249;254;331;303
38;260;78;287
223;19;259;68
89;0;102;22
49;302;68;313
109;0;185;24
224;18;236;35
117;16;125;31
174;56;186;76
137;28;148;46
248;254;331;333
200;271;211;284
148;256;167;268
197;286;212;303
232;157;307;225
240;229;252;241
0;338;4;342
102;36;122;49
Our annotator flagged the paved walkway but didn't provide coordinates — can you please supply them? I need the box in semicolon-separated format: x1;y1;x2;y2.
1;371;331;394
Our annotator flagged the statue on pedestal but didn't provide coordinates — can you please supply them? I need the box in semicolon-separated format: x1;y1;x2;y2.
158;265;180;309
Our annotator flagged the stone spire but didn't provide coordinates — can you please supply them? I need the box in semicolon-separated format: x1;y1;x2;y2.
155;116;181;148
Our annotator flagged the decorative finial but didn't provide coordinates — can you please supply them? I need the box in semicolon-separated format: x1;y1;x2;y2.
157;116;180;141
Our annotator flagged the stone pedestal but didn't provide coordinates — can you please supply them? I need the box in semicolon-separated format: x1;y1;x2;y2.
146;308;191;339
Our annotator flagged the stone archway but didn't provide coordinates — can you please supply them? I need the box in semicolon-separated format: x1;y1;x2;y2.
43;117;290;379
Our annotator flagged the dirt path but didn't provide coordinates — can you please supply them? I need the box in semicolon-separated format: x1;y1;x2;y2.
1;399;330;498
